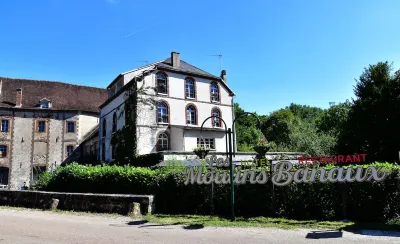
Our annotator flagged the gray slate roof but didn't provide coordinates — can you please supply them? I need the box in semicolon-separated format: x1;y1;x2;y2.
157;58;221;80
108;57;235;96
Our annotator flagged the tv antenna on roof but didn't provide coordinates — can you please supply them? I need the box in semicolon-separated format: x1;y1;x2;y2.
208;54;222;72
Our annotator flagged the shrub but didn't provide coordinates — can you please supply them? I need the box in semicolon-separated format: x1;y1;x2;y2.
35;162;400;222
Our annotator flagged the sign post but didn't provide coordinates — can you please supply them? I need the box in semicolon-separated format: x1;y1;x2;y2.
200;112;262;221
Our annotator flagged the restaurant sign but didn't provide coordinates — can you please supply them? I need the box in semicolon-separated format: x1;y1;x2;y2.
183;154;387;186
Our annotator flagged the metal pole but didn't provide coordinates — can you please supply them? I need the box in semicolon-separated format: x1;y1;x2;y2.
228;128;235;221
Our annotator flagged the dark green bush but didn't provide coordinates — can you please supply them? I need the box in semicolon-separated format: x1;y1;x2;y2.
35;162;400;222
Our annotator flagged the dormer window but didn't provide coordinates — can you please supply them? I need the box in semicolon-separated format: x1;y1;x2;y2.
40;98;51;108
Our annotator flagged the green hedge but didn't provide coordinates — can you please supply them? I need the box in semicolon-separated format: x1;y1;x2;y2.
35;162;400;222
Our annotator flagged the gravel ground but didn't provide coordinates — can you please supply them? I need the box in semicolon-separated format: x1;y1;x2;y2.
0;209;399;244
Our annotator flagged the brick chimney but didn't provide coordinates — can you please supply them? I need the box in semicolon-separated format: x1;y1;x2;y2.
171;52;180;68
16;88;22;107
221;70;227;83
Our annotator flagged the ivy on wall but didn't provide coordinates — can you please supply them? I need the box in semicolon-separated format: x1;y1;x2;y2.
111;69;157;165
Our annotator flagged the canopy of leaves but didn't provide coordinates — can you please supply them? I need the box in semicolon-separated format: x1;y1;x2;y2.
338;62;400;162
234;103;261;151
286;103;324;122
262;109;299;146
316;101;352;138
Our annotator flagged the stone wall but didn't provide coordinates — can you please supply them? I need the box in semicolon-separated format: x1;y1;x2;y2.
0;110;100;189
10;112;34;189
0;190;154;215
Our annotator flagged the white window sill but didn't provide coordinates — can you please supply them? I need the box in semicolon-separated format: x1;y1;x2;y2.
157;93;168;96
158;123;169;125
186;97;195;100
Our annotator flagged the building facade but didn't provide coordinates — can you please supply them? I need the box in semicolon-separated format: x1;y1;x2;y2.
0;77;107;189
99;52;236;162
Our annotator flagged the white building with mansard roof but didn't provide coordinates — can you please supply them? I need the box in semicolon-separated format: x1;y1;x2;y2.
99;52;237;162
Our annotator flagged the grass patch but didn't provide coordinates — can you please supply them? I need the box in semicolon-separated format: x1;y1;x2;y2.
143;214;400;231
143;214;352;230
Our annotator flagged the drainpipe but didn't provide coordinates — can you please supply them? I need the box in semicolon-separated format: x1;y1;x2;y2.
183;130;186;151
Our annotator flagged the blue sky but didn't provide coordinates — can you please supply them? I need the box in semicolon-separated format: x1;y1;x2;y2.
1;0;400;115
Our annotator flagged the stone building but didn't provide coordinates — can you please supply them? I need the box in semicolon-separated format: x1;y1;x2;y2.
99;52;236;162
0;77;107;189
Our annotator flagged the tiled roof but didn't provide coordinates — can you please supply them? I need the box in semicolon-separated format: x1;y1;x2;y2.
0;77;108;113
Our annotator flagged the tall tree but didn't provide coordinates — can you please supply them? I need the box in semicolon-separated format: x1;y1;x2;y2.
338;62;400;162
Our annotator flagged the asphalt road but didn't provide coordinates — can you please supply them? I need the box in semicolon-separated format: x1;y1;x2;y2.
0;209;399;244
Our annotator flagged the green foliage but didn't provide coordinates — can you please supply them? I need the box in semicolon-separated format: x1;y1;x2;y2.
36;163;400;222
338;62;400;162
262;109;299;146
286;103;324;122
237;143;255;152
288;121;336;155
234;103;262;150
110;72;158;164
315;101;352;137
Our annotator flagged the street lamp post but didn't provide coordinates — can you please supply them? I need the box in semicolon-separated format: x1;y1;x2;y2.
200;112;261;221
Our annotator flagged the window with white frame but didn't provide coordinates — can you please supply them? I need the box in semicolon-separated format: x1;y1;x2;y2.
186;105;196;125
40;99;51;108
212;109;221;127
185;78;195;98
157;102;169;123
157;133;169;151
197;138;215;149
156;73;168;94
210;83;219;102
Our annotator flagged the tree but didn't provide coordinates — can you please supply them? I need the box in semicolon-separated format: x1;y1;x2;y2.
262;109;299;146
234;103;262;151
288;120;336;156
316;101;352;138
286;103;324;122
337;62;400;162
